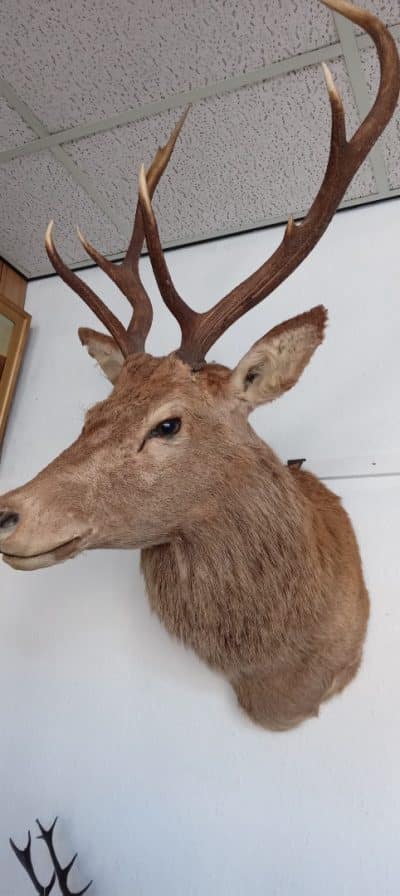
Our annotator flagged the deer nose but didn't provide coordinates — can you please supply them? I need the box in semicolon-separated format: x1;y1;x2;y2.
0;511;20;536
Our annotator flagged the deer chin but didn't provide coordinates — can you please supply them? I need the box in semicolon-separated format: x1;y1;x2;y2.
2;535;85;571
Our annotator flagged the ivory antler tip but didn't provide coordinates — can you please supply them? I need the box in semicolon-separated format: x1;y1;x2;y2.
45;219;54;247
139;164;151;207
76;225;88;248
322;62;336;96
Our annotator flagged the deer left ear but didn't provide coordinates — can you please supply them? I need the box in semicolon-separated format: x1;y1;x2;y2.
78;328;124;384
230;305;327;408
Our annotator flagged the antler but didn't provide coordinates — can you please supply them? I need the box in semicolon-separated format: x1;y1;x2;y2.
45;107;190;357
138;0;400;365
10;818;92;896
10;829;56;895
36;818;92;896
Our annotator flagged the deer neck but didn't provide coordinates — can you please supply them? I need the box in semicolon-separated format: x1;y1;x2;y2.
141;437;320;672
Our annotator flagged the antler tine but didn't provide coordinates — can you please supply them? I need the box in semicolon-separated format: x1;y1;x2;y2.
138;164;201;362
76;106;191;353
140;0;400;364
10;829;56;895
45;222;130;357
36;817;92;896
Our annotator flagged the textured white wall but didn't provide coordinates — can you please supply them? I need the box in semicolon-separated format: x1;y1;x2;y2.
1;198;400;895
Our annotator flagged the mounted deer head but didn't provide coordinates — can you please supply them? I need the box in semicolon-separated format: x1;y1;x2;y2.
0;0;399;730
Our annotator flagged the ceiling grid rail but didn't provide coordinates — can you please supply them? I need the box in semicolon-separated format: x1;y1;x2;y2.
1;22;400;168
0;16;399;276
0;42;346;165
0;79;127;235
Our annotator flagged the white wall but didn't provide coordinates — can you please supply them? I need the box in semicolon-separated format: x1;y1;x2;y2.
1;199;400;895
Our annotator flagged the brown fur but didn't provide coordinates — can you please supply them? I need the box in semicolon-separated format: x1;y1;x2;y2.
0;308;369;730
142;455;368;731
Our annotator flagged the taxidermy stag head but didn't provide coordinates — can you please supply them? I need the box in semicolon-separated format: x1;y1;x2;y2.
0;0;399;730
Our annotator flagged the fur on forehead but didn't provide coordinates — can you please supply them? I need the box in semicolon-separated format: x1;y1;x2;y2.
115;352;231;403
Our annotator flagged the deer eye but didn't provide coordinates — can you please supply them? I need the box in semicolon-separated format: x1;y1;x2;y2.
149;417;181;439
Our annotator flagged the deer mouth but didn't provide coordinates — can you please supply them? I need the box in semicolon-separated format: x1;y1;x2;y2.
2;536;84;571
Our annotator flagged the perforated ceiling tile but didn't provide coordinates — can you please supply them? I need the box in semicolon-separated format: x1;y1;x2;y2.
0;0;338;132
65;58;375;251
359;39;400;188
0;97;35;152
0;152;123;277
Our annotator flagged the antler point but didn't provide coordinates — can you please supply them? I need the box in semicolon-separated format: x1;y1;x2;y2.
182;102;192;120
139;164;151;209
319;0;347;13
285;215;295;238
76;225;89;251
321;62;336;97
45;219;55;248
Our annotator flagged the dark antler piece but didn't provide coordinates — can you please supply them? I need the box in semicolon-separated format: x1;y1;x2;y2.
36;818;92;896
10;829;56;895
138;0;400;364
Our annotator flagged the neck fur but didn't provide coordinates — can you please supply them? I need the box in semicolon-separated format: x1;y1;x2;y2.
141;440;323;673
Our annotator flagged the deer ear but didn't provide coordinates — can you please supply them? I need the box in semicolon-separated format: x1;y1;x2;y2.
230;305;327;409
78;328;124;384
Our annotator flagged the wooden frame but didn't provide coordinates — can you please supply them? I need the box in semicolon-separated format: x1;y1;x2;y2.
0;294;31;448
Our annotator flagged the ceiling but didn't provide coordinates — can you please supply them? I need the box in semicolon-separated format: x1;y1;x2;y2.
1;0;400;280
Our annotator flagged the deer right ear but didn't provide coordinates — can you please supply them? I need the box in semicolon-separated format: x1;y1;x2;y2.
230;306;327;409
78;328;124;384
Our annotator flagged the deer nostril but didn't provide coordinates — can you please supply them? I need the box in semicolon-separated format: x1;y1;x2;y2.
0;511;19;532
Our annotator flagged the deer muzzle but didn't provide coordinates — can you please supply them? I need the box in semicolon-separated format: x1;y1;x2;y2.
0;482;91;571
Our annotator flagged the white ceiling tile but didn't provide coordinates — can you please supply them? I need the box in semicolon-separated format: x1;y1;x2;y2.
0;152;123;276
0;0;338;132
0;96;35;152
65;58;375;253
359;39;400;189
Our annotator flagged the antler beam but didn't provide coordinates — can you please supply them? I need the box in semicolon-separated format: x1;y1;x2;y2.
138;0;400;365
